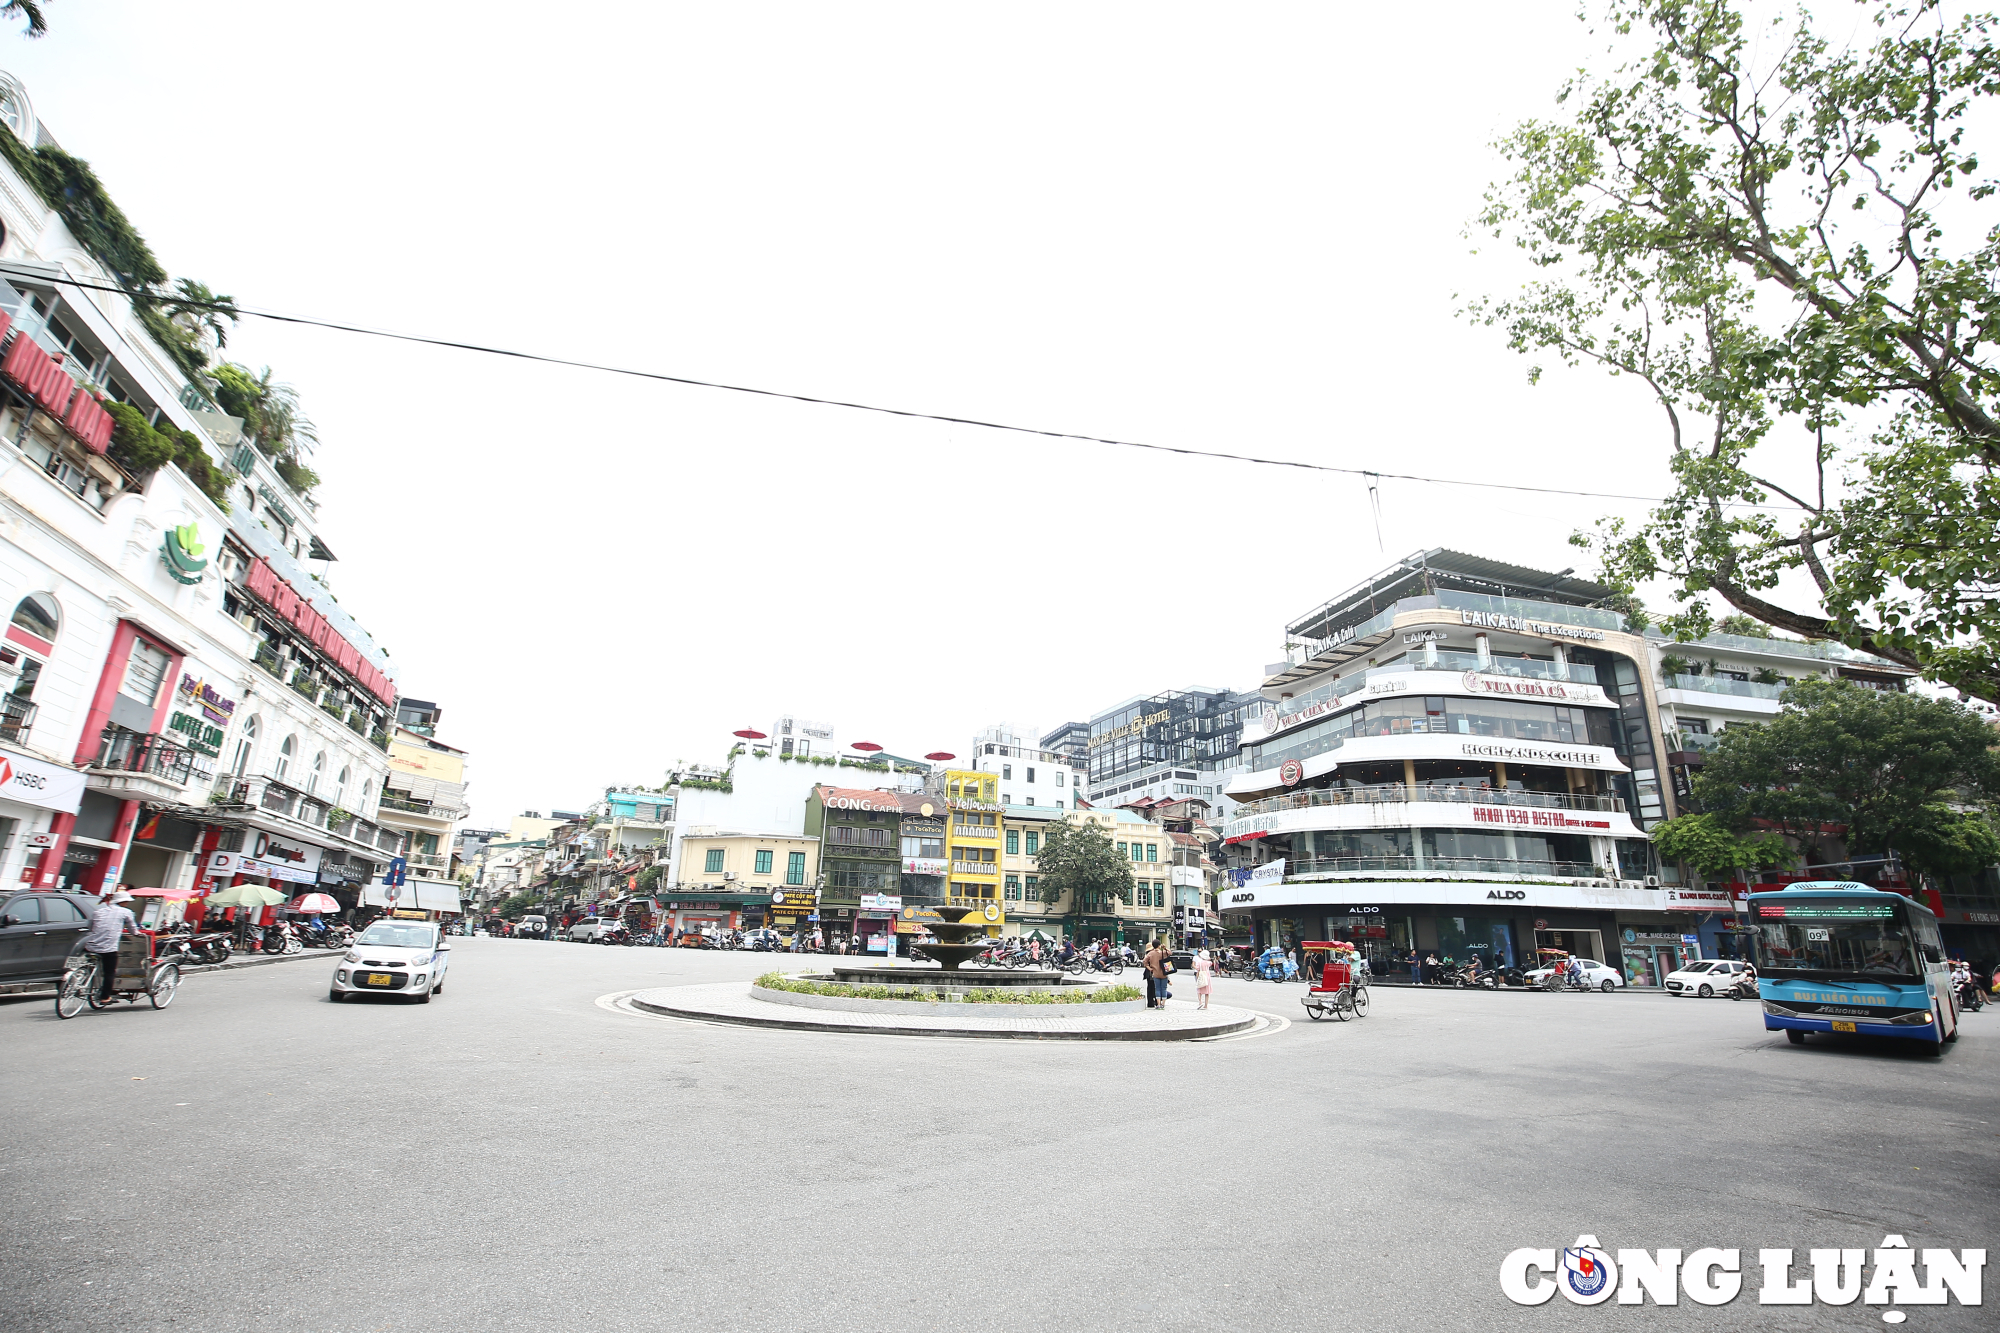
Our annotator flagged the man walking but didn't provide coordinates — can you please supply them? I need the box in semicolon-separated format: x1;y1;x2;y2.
83;889;141;1003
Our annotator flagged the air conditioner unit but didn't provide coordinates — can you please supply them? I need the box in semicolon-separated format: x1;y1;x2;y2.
1644;875;1661;888
723;871;737;881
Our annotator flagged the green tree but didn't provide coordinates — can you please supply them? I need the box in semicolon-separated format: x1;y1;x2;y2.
496;892;539;919
1714;614;1771;639
3;3;47;38
1032;817;1133;926
1690;678;2000;875
1650;811;1791;878
213;362;320;495
1469;0;2000;703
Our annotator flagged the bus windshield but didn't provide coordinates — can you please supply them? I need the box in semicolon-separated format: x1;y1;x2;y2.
1750;899;1922;983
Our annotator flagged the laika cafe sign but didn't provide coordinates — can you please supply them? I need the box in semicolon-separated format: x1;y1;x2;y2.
0;312;114;454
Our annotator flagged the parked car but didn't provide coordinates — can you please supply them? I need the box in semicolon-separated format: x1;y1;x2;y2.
330;919;450;1002
516;915;549;940
741;929;784;952
565;918;622;943
1665;958;1750;997
0;891;97;983
1523;958;1624;991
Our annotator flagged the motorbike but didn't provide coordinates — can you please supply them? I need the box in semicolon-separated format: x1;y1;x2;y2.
1256;950;1299;982
1724;970;1759;1001
1956;973;1987;1012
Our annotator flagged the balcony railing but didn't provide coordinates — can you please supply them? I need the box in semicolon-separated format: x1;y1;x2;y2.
1374;650;1601;686
409;851;450;870
0;693;36;746
1228;783;1625;822
1286;854;1607;880
95;725;209;786
1663;673;1786;700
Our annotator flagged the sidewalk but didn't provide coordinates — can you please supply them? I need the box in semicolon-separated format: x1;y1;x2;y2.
0;946;331;998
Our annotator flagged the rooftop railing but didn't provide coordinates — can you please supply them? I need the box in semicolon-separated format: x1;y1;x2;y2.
1286;854;1605;880
1227;783;1625;823
1663;672;1786;700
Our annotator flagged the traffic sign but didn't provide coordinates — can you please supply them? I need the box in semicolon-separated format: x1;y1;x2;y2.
384;856;408;888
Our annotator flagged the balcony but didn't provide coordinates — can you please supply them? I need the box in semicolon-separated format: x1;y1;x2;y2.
1229;783;1625;821
408;851;450;871
1663;673;1786;700
0;693;36;746
89;725;211;800
1375;651;1600;686
1286;854;1605;880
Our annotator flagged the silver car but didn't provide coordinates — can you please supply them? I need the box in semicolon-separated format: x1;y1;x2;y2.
330;920;451;1003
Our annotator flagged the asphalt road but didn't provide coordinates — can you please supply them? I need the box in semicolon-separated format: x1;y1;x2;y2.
2;939;1993;1332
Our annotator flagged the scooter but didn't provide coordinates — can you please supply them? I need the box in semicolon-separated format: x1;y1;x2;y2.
1724;969;1759;1001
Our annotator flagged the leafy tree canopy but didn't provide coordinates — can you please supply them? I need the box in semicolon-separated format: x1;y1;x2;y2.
1032;817;1134;908
1470;0;2000;702
1650;810;1791;876
3;2;47;39
1690;678;2000;877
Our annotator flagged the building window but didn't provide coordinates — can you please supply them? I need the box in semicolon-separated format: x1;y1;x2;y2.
1131;843;1144;863
1003;794;1011;805
9;592;59;645
231;715;259;776
1056;772;1064;787
1025;875;1038;899
1117;842;1127;858
1003;764;1012;780
1026;766;1036;783
1004;875;1021;900
1025;831;1038;856
307;751;325;795
335;765;349;809
119;638;172;708
1147;843;1157;862
275;734;295;780
787;852;806;885
1005;829;1019;855
703;848;725;874
754;849;774;875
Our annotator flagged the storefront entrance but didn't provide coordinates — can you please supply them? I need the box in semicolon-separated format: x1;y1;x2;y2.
1534;927;1605;966
1618;926;1693;987
1436;913;1518;968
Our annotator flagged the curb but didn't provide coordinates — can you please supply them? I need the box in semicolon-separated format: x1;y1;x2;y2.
0;947;332;998
630;991;1258;1041
749;982;1146;1020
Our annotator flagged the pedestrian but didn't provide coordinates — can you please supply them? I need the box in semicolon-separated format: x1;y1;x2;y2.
1407;946;1422;985
1193;948;1213;1011
1143;940;1167;1009
84;889;141;1003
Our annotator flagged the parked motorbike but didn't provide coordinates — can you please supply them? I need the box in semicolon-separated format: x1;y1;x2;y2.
189;930;232;964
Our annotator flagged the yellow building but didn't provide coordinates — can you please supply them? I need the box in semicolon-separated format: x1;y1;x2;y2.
940;768;1004;934
670;828;820;937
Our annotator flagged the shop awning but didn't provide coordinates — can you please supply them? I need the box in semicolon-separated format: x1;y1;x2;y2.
360;881;464;912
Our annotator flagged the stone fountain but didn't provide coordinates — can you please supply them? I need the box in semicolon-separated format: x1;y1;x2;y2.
819;906;1082;990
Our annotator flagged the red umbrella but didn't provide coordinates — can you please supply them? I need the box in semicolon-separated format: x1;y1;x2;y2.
924;752;956;762
850;741;883;752
732;728;768;739
292;892;342;914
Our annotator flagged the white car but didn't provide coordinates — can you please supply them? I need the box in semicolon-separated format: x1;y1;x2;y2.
330;920;451;1003
1524;958;1624;992
1665;958;1750;997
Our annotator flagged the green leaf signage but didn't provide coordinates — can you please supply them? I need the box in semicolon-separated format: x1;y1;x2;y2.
161;520;208;585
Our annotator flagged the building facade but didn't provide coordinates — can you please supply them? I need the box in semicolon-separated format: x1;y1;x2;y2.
1080;686;1258;814
967;723;1087;809
1220;550;1714;986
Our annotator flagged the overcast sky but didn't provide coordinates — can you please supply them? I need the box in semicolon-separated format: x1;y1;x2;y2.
5;2;1751;824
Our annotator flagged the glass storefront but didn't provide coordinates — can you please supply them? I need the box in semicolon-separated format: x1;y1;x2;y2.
1618;926;1693;987
1435;913;1518;967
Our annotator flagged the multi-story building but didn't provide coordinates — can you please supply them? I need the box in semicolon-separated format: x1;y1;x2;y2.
1039;721;1090;770
804;784;905;948
998;803;1059;939
934;768;1004;934
1080;686;1260;813
373;716;470;919
1219;549;1715;987
668;826;818;938
967;723;1087;809
0;71;401;921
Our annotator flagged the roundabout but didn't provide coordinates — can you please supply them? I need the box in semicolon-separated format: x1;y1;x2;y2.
608;978;1272;1040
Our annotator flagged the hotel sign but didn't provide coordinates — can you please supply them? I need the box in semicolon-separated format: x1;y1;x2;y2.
1090;709;1169;749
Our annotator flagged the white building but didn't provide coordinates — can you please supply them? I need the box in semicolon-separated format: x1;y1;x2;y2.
966;723;1087;810
0;70;401;915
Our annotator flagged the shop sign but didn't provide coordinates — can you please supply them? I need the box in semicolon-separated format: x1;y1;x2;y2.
1246;860;1286;889
1458;741;1604;766
206;850;320;885
1458;609;1607;641
1403;630;1448;644
252;833;322;872
858;893;902;912
1461;671;1605;704
901;817;945;836
1335;905;1386;916
176;673;238;728
1621;928;1682;945
1471;805;1613;832
902;857;948;875
0;316;114;452
1966;911;1999;924
166;709;227;757
947;798;1003;814
0;747;86;814
668;900;724;910
1663;888;1736;912
822;790;903;813
1279;760;1304;787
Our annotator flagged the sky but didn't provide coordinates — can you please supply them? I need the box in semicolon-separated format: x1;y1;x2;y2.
1;2;1763;824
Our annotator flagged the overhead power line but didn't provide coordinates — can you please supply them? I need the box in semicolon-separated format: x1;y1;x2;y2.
26;270;1801;509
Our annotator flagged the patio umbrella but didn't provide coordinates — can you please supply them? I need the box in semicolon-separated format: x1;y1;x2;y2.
205;883;286;909
291;892;341;914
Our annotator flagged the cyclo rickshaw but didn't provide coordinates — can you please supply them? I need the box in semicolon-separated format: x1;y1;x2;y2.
1300;940;1370;1021
56;931;180;1018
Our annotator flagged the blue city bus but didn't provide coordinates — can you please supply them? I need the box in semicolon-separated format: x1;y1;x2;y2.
1746;880;1960;1055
